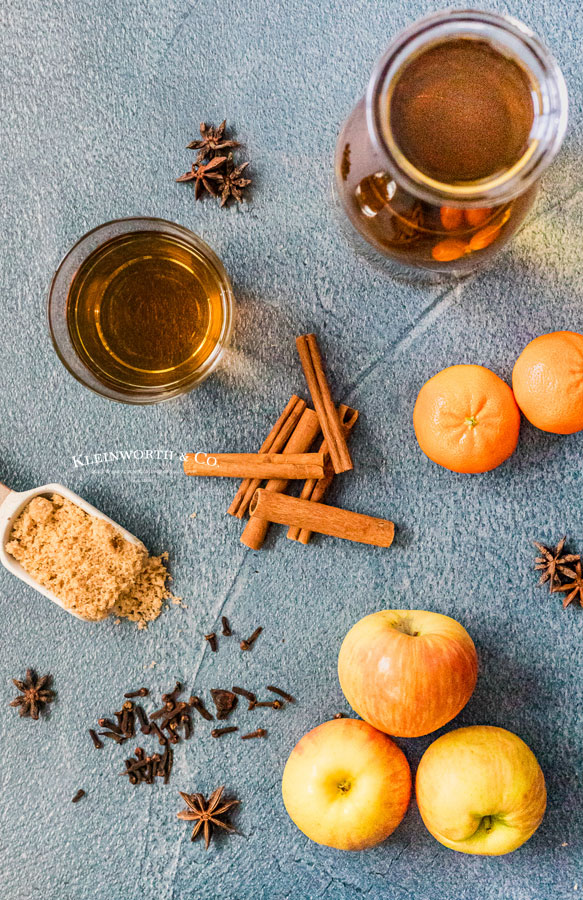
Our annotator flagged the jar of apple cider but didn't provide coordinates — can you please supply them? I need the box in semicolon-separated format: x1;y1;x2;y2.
334;10;568;274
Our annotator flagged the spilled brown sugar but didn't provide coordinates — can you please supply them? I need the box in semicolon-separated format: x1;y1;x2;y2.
5;494;170;625
115;552;172;628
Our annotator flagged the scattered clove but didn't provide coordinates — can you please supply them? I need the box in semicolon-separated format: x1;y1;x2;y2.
161;745;174;784
98;718;124;735
266;685;295;703
181;713;192;740
240;626;263;651
189;696;214;721
150;703;172;721
88;728;103;749
162;681;183;703
72;789;85;803
135;705;150;733
120;701;135;737
221;616;232;636
99;730;127;744
124;687;149;699
231;686;256;703
211;726;239;738
149;721;168;746
253;700;282;709
205;632;218;652
241;728;267;740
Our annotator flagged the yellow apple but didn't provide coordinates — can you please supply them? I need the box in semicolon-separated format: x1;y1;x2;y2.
416;725;547;855
338;610;478;737
281;718;411;850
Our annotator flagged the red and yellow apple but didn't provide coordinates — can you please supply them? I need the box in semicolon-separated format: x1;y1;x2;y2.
416;725;546;855
338;610;478;738
281;718;411;850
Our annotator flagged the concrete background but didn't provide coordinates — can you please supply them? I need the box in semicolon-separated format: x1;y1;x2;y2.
1;0;582;897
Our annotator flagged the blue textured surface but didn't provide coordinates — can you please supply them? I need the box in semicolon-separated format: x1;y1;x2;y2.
1;1;583;898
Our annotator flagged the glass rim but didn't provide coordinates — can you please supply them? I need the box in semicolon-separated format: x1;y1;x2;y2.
47;216;234;405
366;8;569;206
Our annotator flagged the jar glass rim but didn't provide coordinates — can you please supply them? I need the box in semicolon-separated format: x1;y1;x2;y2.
366;9;568;206
48;217;234;405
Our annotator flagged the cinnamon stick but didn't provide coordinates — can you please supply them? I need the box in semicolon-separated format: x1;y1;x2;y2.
296;334;353;474
240;408;321;550
228;395;307;518
250;490;394;548
288;404;359;544
183;452;325;480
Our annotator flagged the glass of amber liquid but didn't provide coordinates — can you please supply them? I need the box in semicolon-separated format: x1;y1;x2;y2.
48;218;234;403
334;10;568;274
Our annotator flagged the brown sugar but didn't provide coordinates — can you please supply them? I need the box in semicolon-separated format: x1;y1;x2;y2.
115;552;172;628
5;494;170;625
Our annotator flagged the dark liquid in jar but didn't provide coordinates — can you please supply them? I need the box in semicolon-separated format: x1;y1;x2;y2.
389;38;534;183
336;37;538;271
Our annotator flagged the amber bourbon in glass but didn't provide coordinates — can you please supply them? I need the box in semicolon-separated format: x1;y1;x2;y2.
334;10;567;274
49;218;233;403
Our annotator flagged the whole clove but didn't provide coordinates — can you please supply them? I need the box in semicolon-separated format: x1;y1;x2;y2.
334;712;344;719
145;755;158;784
98;717;123;735
72;789;85;803
188;696;213;721
161;745;174;784
120;701;135;737
253;700;282;709
124;687;149;698
211;726;239;738
241;728;267;740
121;759;147;780
181;713;192;740
211;689;238;720
135;705;150;733
166;722;180;745
205;632;218;652
240;626;263;651
122;758;140;785
232;686;256;703
160;701;188;731
149;721;168;746
99;730;127;744
150;704;172;721
88;728;103;749
266;685;295;704
162;681;183;703
221;616;232;636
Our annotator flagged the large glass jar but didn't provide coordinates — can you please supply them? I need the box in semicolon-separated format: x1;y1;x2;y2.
334;10;568;275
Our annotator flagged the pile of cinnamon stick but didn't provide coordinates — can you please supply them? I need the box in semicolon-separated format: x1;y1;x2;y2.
183;334;394;550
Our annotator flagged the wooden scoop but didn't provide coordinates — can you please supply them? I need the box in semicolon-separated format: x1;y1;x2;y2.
0;482;145;619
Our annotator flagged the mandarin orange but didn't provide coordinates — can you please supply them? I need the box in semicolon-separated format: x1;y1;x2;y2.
413;364;520;473
512;331;583;434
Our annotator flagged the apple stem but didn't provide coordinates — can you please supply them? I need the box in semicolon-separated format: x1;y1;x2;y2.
482;815;492;832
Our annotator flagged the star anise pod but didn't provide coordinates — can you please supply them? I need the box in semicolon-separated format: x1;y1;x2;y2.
176;156;227;200
177;786;239;849
217;155;251;207
534;537;580;593
187;120;240;164
10;669;55;719
553;561;583;608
